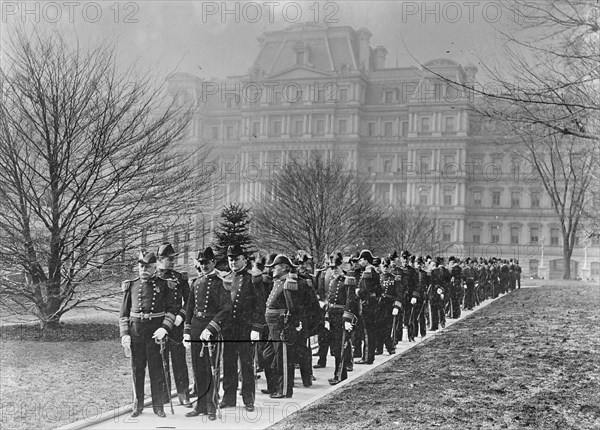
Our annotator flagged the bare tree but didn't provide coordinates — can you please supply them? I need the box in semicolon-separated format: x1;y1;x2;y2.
381;205;443;257
252;152;388;260
0;28;212;327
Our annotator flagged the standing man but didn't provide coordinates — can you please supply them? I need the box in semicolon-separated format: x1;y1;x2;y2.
324;253;358;384
183;247;231;420
119;251;179;418
355;249;381;365
156;243;192;408
375;258;402;355
448;256;463;319
262;255;303;398
220;244;265;412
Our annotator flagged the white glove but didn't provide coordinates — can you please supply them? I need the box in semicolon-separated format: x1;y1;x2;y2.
295;322;303;332
437;288;443;295
392;308;399;316
344;321;353;331
121;335;131;347
183;333;191;349
324;321;330;330
152;327;168;341
411;297;417;305
441;294;444;300
175;315;184;326
319;300;326;309
200;328;212;341
355;288;360;296
250;330;260;341
249;267;262;277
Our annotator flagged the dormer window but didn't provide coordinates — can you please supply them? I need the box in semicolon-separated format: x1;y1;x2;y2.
293;41;309;66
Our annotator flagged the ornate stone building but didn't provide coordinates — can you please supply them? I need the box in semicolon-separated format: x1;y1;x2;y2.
167;23;599;280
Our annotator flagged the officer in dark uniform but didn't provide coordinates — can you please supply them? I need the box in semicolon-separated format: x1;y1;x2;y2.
515;259;522;289
262;255;303;398
259;253;277;394
462;258;476;310
355;249;381;365
430;257;446;331
413;256;429;338
220;244;265;412
348;252;364;360
324;253;358;384
183;247;231;420
119;251;179;418
155;243;192;408
375;258;402;355
448;256;463;318
312;253;335;369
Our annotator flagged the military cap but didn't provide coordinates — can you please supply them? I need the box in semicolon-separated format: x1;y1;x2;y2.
436;256;444;264
157;243;178;257
372;257;382;266
265;253;278;266
382;257;392;267
401;250;410;259
266;254;298;269
349;252;360;262
138;251;157;265
358;249;374;263
196;247;215;263
449;256;456;262
227;244;246;257
390;251;399;260
416;256;424;265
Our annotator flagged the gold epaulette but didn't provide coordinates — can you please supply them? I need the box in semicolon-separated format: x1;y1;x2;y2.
344;276;356;286
121;278;139;292
284;274;298;290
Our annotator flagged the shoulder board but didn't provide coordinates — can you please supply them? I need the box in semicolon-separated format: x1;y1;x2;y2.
121;278;139;292
284;277;298;290
361;268;373;279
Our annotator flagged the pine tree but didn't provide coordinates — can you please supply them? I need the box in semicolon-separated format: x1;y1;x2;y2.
213;203;255;268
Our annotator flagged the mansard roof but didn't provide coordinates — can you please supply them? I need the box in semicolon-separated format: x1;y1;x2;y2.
252;23;361;76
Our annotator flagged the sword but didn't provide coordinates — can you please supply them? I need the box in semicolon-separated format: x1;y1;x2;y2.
157;338;175;415
282;342;288;396
206;340;220;418
391;314;397;346
336;324;348;381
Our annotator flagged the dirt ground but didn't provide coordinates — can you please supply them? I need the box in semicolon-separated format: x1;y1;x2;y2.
272;282;600;430
1;282;598;430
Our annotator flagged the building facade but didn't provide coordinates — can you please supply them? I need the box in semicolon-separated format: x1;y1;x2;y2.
167;23;599;280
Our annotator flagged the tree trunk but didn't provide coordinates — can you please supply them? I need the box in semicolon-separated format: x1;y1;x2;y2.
563;246;572;280
39;314;61;330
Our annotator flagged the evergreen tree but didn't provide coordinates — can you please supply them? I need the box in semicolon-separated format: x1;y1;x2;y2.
213;203;255;268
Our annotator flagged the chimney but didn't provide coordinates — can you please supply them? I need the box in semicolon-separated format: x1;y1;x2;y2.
357;27;372;72
374;46;388;70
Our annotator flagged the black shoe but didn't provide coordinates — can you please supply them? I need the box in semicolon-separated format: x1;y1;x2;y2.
311;375;316;381
303;380;312;388
328;378;340;385
245;403;255;412
375;350;383;355
270;393;292;399
355;359;370;365
388;350;396;355
219;401;235;408
313;363;325;369
208;413;217;421
154;410;166;418
185;410;207;417
130;409;142;418
261;389;273;395
346;365;353;372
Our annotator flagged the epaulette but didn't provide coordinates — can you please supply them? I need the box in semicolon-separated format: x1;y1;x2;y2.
344;275;356;286
121;277;139;292
284;273;298;290
189;276;200;283
361;266;374;279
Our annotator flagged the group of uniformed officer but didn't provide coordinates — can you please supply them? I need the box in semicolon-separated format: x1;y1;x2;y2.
119;243;521;419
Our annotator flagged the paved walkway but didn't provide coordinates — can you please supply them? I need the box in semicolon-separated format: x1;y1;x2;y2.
59;291;520;430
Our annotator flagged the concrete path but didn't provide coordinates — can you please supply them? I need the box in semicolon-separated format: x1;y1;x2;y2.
59;291;520;430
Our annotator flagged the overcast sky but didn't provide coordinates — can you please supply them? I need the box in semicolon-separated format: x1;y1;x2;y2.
2;1;515;79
